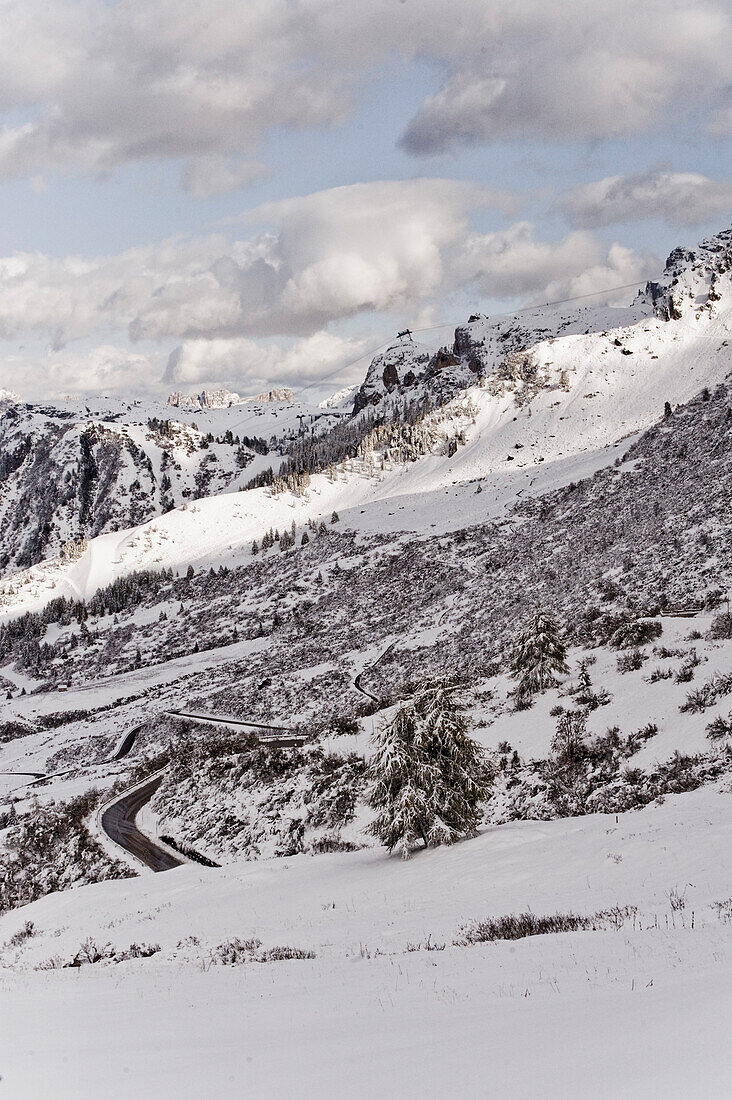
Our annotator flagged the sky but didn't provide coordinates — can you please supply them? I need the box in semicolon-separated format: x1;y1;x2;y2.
0;0;730;402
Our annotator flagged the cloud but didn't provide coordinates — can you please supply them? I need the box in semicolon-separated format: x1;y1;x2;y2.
0;0;355;192
0;344;165;398
398;0;732;153
0;180;515;347
561;172;732;229
538;243;658;305
0;0;728;189
164;331;366;391
707;100;732;138
0;330;367;402
180;157;270;199
454;222;656;303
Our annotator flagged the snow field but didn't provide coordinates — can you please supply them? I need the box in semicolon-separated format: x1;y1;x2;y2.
1;787;731;1098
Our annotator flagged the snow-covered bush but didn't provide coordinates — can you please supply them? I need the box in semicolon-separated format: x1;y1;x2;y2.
154;735;368;861
616;649;648;673
456;908;638;944
710;612;732;639
681;673;732;713
1;791;133;914
706;714;732;741
609;619;662;649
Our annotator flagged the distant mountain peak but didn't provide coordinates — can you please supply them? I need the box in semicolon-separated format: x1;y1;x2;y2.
247;387;295;405
168;387;242;410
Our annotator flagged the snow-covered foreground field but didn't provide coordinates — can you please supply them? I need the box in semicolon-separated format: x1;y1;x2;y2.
2;788;731;1099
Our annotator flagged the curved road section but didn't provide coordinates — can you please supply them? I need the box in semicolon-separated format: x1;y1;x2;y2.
101;774;184;872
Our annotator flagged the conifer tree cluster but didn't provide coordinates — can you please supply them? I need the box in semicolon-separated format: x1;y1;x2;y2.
368;678;491;859
511;607;568;709
244;392;473;497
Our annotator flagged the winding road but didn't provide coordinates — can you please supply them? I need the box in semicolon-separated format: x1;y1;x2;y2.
100;773;184;872
100;712;307;871
353;641;395;704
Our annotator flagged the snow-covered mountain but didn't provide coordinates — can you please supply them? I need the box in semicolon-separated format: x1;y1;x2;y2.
168;386;296;410
353;226;731;418
0;391;337;576
2;225;732;1100
2;224;729;591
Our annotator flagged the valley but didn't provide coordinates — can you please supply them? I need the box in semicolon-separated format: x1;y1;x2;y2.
1;226;732;1098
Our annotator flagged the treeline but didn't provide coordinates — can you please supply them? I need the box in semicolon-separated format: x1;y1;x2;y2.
146;417;268;456
0;568;174;663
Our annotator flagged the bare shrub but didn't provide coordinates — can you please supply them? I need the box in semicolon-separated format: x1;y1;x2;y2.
6;920;35;948
456;906;637;944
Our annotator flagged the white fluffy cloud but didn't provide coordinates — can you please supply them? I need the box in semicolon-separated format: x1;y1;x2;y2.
0;180;650;351
0;0;728;190
0;180;516;347
164;331;366;390
453;223;657;303
0;344;166;398
0;330;365;399
561;172;732;229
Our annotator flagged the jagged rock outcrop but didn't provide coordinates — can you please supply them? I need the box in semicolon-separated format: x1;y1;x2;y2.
168;388;242;410
642;227;732;322
168;386;295;410
352;339;462;414
250;388;295;404
351;224;732;419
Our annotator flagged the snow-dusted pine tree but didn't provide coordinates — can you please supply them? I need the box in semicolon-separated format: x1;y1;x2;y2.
368;679;491;858
511;607;568;709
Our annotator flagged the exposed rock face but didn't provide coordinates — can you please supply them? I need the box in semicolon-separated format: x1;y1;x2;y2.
642;227;732;322
168;388;242;410
352;340;434;413
350;222;732;420
168;386;295;409
382;362;399;388
429;349;459;372
0;404;258;576
250;388;295;404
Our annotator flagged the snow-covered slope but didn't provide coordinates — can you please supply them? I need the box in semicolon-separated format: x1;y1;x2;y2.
0;391;342;578
2;784;731;1099
2;231;732;1098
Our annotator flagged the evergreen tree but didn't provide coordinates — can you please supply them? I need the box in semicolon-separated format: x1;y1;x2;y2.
368;678;491;858
511;607;568;708
331;510;340;524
